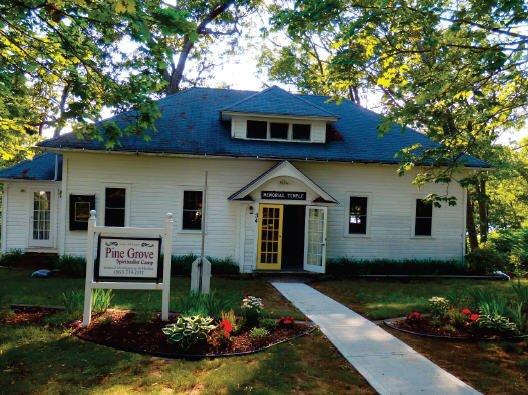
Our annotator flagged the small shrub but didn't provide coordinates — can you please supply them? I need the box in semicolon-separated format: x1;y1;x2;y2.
176;291;236;318
405;311;422;324
249;327;269;340
241;296;264;326
478;314;518;334
92;289;113;313
162;315;216;350
428;297;450;324
0;249;24;267
259;318;277;331
220;309;240;333
465;245;508;275
512;281;528;312
54;255;86;277
218;318;233;337
278;316;295;327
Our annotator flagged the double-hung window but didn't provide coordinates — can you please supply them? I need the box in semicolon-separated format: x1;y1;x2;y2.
182;191;203;230
414;199;433;236
104;187;126;227
348;196;368;234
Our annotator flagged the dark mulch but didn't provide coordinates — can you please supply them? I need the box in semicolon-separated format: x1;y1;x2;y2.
3;306;59;325
69;309;315;358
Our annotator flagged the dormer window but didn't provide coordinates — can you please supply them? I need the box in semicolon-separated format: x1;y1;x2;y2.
245;120;313;142
246;120;267;139
292;124;311;141
270;123;288;139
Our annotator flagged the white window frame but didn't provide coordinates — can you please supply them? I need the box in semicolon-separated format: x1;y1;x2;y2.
411;195;434;238
100;184;130;227
343;192;371;238
245;118;313;143
179;188;205;234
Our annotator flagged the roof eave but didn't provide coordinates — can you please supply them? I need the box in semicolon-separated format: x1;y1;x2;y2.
220;110;338;122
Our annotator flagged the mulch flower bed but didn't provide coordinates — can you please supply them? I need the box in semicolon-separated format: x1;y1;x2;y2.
385;315;528;341
3;306;315;358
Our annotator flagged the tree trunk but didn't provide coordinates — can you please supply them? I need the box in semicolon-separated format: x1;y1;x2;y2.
167;1;235;94
466;191;479;251
476;179;489;243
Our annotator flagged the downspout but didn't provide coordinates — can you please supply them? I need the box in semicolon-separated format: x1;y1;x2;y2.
1;183;8;253
54;154;59;181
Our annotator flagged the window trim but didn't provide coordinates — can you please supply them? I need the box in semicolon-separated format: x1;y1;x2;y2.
100;184;130;227
244;118;316;143
179;188;206;234
343;192;372;238
411;195;434;238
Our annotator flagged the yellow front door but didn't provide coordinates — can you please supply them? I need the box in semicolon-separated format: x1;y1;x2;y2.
256;204;283;270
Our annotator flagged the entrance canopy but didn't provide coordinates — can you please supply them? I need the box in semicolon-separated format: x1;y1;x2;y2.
228;161;338;205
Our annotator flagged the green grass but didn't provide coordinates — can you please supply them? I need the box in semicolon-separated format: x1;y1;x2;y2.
0;268;373;394
312;278;528;319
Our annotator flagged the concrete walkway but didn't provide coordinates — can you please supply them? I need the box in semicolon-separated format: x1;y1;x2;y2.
272;282;480;395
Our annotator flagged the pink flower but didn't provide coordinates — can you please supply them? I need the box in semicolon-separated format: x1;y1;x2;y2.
461;308;471;316
469;313;480;322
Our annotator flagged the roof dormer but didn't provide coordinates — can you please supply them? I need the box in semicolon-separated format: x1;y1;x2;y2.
220;86;338;144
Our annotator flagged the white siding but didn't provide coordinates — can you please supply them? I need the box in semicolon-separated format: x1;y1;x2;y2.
56;152;466;272
3;181;59;251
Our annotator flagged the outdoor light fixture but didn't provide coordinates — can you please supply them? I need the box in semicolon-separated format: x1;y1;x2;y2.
249;205;254;214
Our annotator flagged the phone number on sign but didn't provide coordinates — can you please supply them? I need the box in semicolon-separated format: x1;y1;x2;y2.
111;268;149;276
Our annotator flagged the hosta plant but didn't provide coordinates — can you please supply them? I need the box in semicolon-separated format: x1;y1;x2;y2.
162;315;216;350
478;314;518;334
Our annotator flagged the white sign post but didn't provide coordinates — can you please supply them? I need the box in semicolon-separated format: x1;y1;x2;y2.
82;210;173;327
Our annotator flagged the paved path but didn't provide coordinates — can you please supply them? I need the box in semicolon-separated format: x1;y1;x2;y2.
272;282;480;395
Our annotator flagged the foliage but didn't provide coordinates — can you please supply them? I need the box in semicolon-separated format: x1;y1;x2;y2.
170;254;239;276
92;289;113;314
162;315;215;350
512;282;528;313
478;314;518;334
241;295;264;326
175;291;236;318
488;228;528;273
259;317;278;331
465;246;508;275
218;318;233;337
327;258;466;277
221;309;240;333
428;297;450;323
248;327;269;340
61;288;112;315
0;249;24;267
61;290;84;315
54;255;86;277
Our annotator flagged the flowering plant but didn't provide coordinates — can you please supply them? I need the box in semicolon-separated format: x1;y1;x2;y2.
219;318;233;337
241;296;264;312
469;313;480;322
405;311;422;323
278;316;295;327
461;308;472;316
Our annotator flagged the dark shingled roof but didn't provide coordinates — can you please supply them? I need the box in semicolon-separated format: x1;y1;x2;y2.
0;153;62;181
221;85;338;118
38;86;488;168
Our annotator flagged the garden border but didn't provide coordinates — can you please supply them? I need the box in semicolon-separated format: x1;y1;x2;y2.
383;317;528;342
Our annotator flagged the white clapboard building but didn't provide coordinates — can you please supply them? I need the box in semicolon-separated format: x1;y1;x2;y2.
0;86;487;273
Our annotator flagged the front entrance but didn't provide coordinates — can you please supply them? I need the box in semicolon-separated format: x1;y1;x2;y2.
256;203;326;272
28;189;55;248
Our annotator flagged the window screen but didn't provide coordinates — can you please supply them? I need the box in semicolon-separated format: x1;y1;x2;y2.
415;199;433;236
292;124;311;140
349;196;368;234
105;188;126;227
183;191;203;230
246;120;267;139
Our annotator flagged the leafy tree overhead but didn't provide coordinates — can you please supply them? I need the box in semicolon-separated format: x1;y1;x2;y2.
265;0;528;246
0;0;259;164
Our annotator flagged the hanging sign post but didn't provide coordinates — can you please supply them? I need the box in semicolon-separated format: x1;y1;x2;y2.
82;210;173;327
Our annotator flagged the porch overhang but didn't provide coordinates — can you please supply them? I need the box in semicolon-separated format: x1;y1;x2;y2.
228;161;338;205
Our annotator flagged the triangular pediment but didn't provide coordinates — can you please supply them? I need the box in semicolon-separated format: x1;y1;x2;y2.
228;161;338;204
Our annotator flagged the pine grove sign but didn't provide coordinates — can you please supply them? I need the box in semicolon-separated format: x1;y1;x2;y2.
96;237;162;282
82;211;173;327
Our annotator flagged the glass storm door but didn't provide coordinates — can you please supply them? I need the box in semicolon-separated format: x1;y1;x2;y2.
304;206;327;273
256;204;283;270
29;190;53;247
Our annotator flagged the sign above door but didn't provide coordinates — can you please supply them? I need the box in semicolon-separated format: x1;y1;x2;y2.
261;191;306;200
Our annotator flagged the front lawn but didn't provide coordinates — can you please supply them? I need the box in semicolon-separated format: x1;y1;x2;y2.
0;268;373;394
